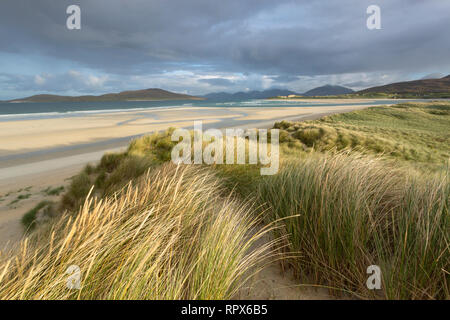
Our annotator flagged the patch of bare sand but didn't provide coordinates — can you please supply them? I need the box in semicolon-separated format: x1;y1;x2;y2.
0;162;90;250
0;119;218;154
233;226;335;300
238;262;334;300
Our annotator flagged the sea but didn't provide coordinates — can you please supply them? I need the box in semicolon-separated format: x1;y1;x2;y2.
0;98;437;122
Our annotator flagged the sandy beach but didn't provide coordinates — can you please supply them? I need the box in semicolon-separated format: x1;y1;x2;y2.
0;103;376;248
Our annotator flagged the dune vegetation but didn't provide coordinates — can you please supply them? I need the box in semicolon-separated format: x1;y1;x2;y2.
0;102;448;299
258;154;448;299
275;102;449;168
0;164;274;299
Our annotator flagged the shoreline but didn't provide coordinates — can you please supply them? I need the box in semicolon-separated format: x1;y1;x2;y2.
1;98;437;122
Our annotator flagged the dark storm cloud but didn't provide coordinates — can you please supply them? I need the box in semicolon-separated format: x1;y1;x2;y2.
0;0;282;74
0;0;449;97
198;78;234;87
269;75;300;83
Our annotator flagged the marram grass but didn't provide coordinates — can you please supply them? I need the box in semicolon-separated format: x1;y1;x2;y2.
0;164;274;299
258;153;449;299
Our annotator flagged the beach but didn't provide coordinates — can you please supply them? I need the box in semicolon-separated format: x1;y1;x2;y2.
0;102;378;248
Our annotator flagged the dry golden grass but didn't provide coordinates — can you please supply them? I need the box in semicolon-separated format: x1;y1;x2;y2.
258;153;449;299
0;164;275;299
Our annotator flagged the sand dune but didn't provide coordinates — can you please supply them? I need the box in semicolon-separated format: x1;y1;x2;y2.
0;103;375;249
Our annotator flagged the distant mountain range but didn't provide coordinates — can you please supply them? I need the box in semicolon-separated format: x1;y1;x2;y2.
4;74;450;103
7;88;204;103
303;85;354;96
202;76;450;99
202;86;355;100
202;89;300;101
358;75;450;95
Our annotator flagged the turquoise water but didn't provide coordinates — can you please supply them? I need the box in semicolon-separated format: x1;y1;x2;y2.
0;98;431;121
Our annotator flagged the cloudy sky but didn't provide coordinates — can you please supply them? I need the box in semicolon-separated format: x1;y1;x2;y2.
0;0;449;99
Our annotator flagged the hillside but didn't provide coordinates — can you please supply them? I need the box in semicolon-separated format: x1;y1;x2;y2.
268;75;450;99
303;85;354;96
358;75;450;95
8;88;204;103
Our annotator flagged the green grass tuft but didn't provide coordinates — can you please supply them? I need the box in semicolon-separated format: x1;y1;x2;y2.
21;201;54;230
43;186;65;196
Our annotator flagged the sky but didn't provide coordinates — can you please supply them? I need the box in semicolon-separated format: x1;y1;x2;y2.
0;0;449;99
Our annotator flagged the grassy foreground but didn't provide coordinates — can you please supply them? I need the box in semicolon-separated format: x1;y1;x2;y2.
0;164;273;299
1;102;448;299
258;154;448;299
